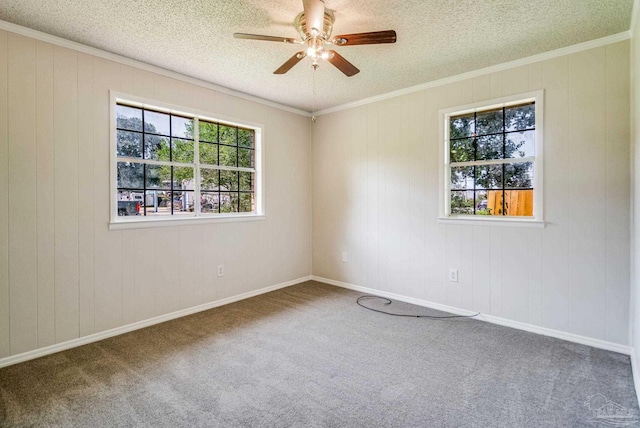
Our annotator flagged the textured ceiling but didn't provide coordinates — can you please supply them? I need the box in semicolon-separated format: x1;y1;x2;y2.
0;0;633;112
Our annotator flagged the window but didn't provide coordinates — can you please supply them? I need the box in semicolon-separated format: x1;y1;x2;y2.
111;93;262;226
441;91;543;224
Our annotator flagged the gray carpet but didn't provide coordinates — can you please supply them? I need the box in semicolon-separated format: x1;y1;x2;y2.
0;281;637;427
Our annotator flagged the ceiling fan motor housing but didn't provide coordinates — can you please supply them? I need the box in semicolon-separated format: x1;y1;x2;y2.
295;11;335;41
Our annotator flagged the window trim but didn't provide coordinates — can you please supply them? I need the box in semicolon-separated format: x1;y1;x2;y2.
109;91;265;229
438;90;544;227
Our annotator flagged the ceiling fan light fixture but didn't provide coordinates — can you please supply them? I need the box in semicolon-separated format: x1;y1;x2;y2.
235;0;395;77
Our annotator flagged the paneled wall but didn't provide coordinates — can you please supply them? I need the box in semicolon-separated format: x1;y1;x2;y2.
631;8;640;372
0;30;312;358
312;41;631;345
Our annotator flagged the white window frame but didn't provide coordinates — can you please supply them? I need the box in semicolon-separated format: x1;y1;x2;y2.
109;91;265;230
438;90;544;228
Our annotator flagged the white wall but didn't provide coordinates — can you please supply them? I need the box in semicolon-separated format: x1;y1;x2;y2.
0;30;312;359
631;1;640;387
312;41;631;346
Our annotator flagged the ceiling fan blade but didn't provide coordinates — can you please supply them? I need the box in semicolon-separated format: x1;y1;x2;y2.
274;52;307;74
326;50;360;77
234;33;298;44
332;30;397;46
302;0;325;35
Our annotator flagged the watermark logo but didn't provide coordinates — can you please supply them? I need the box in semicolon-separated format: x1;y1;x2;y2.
584;393;638;426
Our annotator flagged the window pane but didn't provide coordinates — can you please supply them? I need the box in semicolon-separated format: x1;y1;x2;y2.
117;190;144;202
200;192;219;213
117;162;143;188
135;191;152;208
488;190;506;216
201;168;219;191
505;162;533;188
144;190;169;216
505;130;535;158
173;167;194;190
219;125;237;146
450;138;474;163
239;171;253;191
449;113;474;139
199;121;218;143
238;128;253;147
145;164;171;189
238;148;253;168
505;103;535;131
240;193;253;212
199;142;218;165
116;191;142;216
144;110;170;135
504;189;534;216
172;139;194;163
219;145;237;167
450;166;473;190
171;116;193;139
116;105;142;131
172;191;194;215
117;130;142;158
450;191;473;214
145;135;170;161
220;192;239;213
476;135;503;161
475;164;503;189
220;170;239;191
475;108;503;136
475;190;491;215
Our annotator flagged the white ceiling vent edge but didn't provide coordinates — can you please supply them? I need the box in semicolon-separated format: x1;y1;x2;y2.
0;19;312;117
315;31;630;116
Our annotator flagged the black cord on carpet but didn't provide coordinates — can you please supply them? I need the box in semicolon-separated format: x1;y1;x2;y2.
357;295;480;319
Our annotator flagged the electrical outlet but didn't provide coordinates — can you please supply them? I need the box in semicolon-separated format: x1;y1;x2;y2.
342;252;348;263
217;265;224;277
448;269;458;282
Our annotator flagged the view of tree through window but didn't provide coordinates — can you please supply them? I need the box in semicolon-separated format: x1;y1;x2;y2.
115;103;256;218
448;102;535;217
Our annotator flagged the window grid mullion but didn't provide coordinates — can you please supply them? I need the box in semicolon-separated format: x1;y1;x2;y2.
194;117;201;217
450;157;534;168
236;127;240;212
142;108;147;216
472;111;477;215
502;107;506;216
170;114;174;216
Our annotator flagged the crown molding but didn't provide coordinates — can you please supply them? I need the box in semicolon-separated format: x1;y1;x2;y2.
0;20;311;117
316;31;631;116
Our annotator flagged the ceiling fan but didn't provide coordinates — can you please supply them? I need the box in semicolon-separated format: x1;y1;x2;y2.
233;0;396;77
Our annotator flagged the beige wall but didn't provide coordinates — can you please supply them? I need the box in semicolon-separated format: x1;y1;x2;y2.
0;30;312;358
312;41;631;345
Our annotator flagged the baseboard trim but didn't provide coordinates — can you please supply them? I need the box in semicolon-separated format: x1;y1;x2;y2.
632;350;640;405
0;275;312;369
312;276;633;356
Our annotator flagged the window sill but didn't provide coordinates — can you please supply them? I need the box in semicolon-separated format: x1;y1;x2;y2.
109;214;266;231
437;216;545;228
